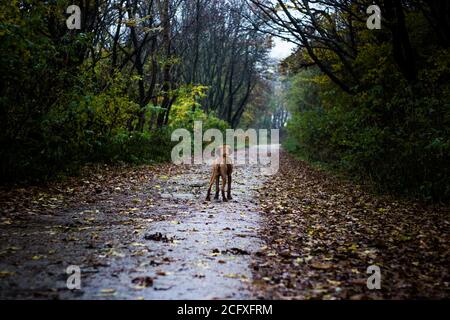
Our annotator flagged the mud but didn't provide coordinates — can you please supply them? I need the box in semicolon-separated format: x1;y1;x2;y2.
0;147;276;300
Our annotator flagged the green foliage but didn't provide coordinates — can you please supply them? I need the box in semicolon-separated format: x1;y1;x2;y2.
169;85;229;133
1;51;174;182
0;2;174;182
105;129;172;164
285;45;450;202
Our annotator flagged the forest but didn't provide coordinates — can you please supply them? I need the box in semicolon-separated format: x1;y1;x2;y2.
1;0;449;202
0;0;449;302
268;0;450;202
1;0;272;182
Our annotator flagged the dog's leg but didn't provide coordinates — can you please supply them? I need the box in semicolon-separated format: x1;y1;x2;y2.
226;164;233;200
227;173;232;200
221;173;228;202
214;175;220;199
205;169;216;201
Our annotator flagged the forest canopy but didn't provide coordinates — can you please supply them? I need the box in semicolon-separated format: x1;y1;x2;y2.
250;0;450;201
1;0;449;202
0;0;274;182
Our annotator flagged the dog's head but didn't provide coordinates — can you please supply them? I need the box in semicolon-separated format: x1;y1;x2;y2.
217;144;232;158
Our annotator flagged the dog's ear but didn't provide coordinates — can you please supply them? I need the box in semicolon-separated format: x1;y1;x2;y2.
224;144;232;155
216;145;223;157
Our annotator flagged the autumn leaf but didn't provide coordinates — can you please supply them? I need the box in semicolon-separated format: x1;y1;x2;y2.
0;271;15;278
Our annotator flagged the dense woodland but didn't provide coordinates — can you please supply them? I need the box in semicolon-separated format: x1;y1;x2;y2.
0;0;275;181
1;0;449;202
254;0;450;202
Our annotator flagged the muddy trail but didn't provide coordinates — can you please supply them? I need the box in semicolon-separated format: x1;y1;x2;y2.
0;147;274;300
1;146;448;300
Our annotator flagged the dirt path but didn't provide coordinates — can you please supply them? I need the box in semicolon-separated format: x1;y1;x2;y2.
81;162;268;299
0;147;273;299
252;151;449;300
2;147;447;300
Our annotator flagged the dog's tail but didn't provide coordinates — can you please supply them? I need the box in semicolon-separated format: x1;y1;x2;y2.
208;166;216;188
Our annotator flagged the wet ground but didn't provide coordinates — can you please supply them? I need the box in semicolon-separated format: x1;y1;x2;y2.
0;147;275;299
1;146;448;299
82;165;265;299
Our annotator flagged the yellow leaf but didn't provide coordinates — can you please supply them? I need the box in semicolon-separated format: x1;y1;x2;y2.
131;242;146;247
100;288;116;294
0;271;15;277
311;262;333;270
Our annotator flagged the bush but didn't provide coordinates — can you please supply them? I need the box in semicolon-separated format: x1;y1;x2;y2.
285;62;450;202
105;129;173;164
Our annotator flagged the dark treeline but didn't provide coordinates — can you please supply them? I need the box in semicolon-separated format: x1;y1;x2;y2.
250;0;450;201
0;0;274;182
1;0;449;202
178;0;269;128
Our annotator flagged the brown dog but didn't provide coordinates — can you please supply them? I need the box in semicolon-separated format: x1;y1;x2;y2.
205;144;233;202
